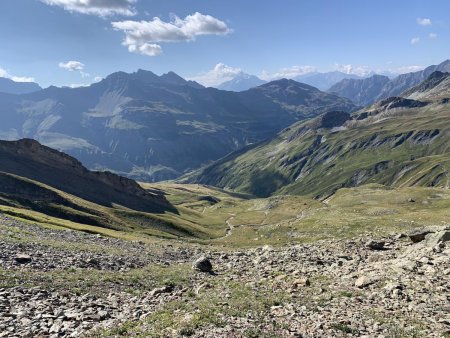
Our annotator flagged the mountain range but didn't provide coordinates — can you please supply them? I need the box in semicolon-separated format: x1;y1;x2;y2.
0;70;355;181
329;60;450;106
294;71;366;91
184;70;450;198
215;71;371;92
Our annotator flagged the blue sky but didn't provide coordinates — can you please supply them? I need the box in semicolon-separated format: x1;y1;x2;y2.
0;0;448;87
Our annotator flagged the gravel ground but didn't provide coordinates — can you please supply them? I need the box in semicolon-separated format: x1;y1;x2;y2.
0;213;449;337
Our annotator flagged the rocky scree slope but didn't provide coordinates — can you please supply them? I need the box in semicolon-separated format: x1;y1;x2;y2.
0;214;448;337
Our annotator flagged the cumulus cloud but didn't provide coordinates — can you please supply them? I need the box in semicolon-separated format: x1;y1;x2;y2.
0;67;35;82
260;65;316;81
112;12;231;56
41;0;136;17
333;64;372;77
188;63;242;87
59;60;85;71
417;18;432;26
410;37;420;45
429;32;437;39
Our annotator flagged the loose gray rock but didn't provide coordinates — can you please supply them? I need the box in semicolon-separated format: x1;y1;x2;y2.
425;230;450;246
14;254;32;264
365;240;385;250
408;229;433;243
355;275;378;288
193;256;213;273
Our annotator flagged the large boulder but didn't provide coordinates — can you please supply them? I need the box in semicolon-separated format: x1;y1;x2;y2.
193;256;213;273
425;230;450;247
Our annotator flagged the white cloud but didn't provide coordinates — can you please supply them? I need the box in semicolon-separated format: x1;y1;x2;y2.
410;37;420;45
333;64;372;77
112;12;231;56
260;65;316;81
429;32;437;39
94;76;103;82
417;18;432;26
0;67;35;82
59;60;85;71
129;43;162;56
68;83;90;88
41;0;136;17
188;63;242;87
396;65;425;74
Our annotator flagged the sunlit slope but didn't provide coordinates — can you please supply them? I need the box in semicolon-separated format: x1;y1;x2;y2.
185;98;450;198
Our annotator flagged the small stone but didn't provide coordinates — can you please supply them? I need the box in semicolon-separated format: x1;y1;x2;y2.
355;276;378;288
292;277;310;288
395;233;407;240
15;254;32;264
365;240;385;250
193;256;213;273
150;284;174;296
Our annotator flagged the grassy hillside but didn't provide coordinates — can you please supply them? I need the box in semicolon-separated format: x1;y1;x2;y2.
184;98;450;199
3;178;449;247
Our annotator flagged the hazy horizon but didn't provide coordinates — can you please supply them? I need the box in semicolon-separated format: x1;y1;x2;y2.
0;0;449;88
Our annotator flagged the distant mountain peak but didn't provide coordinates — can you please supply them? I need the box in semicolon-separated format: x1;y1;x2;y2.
260;78;317;91
160;71;188;85
0;77;42;95
217;72;266;91
101;69;202;89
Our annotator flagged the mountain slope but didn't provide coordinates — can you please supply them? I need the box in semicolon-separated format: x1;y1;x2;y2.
329;59;450;105
0;77;42;94
294;71;364;91
184;73;450;198
0;71;356;181
217;72;266;91
0;139;173;213
403;71;450;101
328;74;390;106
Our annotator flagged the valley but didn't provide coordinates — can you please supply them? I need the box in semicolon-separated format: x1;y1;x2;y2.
0;44;449;338
0;182;449;337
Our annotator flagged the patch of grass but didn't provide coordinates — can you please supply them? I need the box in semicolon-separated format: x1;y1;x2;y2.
95;279;292;337
0;263;192;296
330;323;360;334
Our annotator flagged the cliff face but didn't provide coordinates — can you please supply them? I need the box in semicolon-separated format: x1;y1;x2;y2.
0;139;173;213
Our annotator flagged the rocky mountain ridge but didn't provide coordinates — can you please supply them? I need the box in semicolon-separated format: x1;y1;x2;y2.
329;59;450;105
0;139;172;213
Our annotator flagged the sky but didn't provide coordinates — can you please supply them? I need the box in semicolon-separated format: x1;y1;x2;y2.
0;0;449;88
